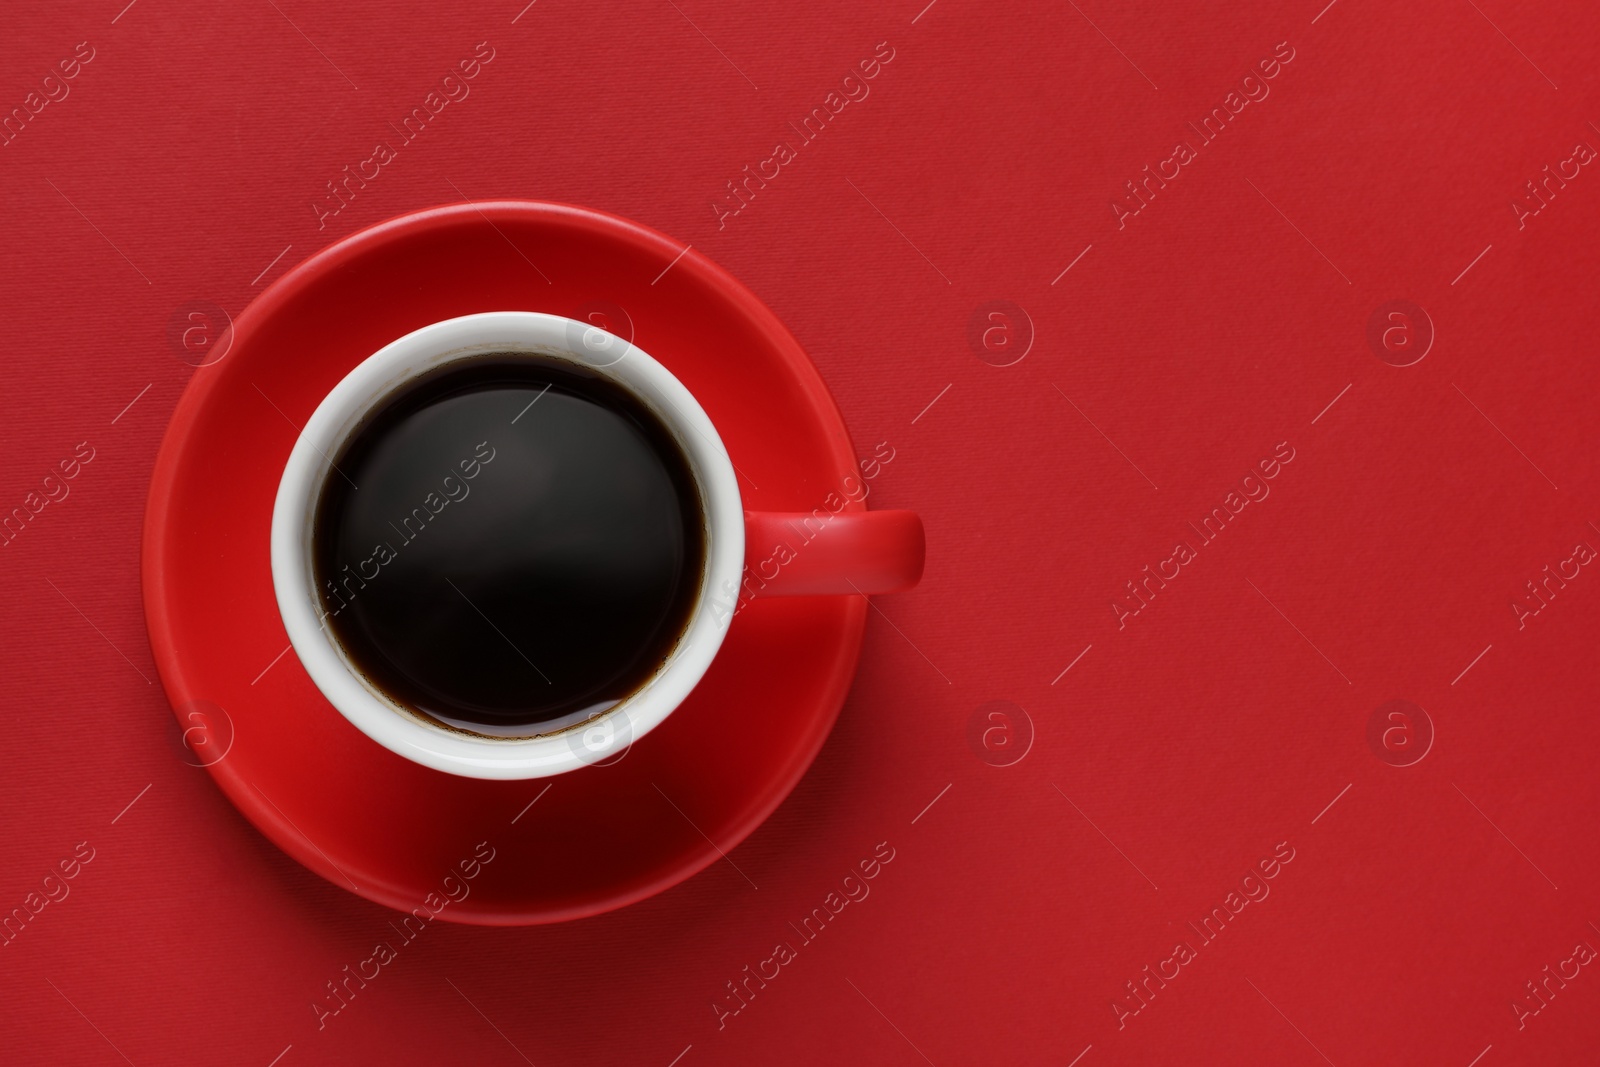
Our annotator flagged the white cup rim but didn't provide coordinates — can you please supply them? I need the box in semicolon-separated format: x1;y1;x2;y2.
270;312;744;779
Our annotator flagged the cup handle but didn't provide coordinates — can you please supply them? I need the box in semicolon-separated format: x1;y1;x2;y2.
741;510;924;598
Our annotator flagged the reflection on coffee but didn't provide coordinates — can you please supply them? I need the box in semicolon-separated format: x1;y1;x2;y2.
312;356;705;737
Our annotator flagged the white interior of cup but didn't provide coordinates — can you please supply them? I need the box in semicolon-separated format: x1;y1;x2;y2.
270;312;744;779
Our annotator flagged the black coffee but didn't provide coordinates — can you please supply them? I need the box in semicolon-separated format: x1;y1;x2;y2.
311;356;705;737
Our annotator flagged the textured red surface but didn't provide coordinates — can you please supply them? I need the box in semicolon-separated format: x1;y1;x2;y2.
4;1;1599;1065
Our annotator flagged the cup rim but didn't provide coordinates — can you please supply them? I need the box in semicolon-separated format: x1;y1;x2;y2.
270;311;744;779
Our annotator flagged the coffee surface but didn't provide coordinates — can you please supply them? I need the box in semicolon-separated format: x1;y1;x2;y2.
312;357;704;736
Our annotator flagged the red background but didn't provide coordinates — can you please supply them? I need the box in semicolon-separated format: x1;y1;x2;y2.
5;1;1600;1064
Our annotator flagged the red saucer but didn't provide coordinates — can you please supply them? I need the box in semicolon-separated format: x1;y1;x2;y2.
142;202;868;924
